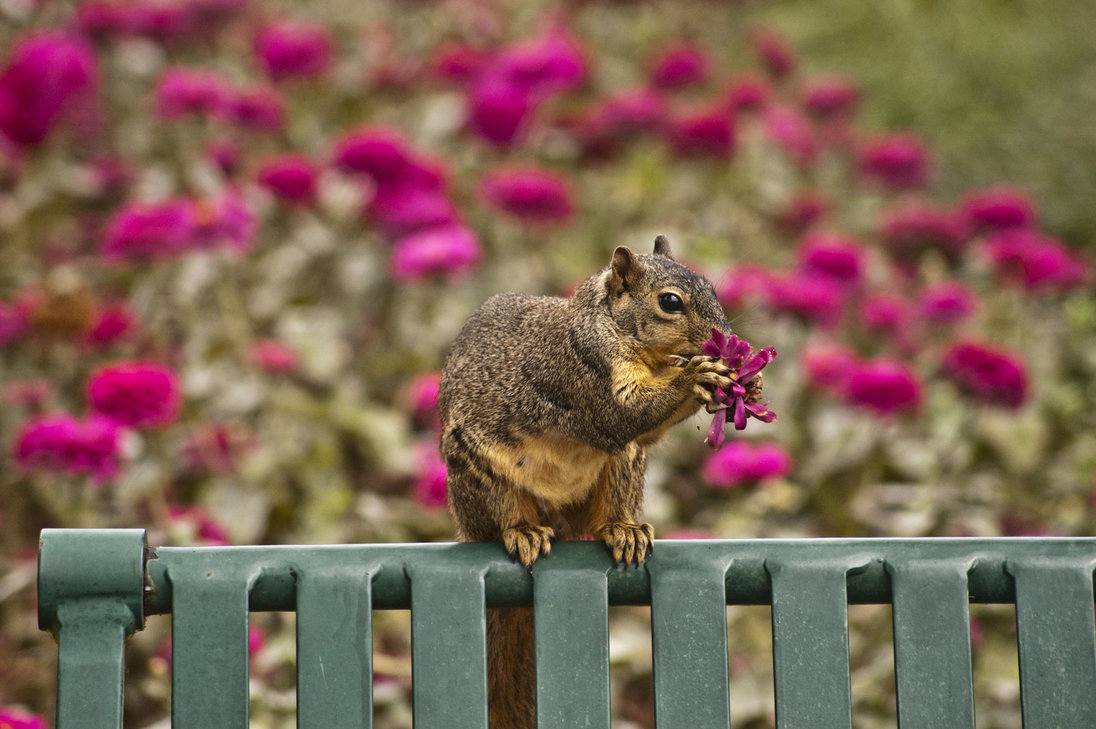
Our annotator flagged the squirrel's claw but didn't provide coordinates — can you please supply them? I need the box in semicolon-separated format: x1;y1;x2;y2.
596;521;654;567
503;524;555;568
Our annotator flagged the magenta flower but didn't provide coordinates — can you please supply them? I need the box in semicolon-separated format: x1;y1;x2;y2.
796;231;866;286
0;300;29;346
0;706;47;729
391;224;482;281
191;192;257;254
249;339;298;374
367;184;459;237
87;361;182;428
725;73;771;112
206;139;241;177
801;75;860;120
465;78;536;147
221;86;284;133
859;293;910;342
917;281;977;325
667;105;735;158
702;329;777;449
961;186;1036;232
256;154;318;206
167;505;230;545
253;20;334;82
858;133;930;190
496;26;587;95
844;359;922;415
715;265;776;310
800;341;859;395
154;68;231;120
480;167;575;225
596;87;668;138
413;450;448;509
766;273;847;329
880;200;969;266
649;40;710;90
13;414;122;485
333;127;445;188
430;41;491;85
86;302;137;347
406;372;442;429
102;199;196;262
776;191;828;234
984;229;1089;293
751;29;797;79
702;440;792;488
762;104;817;166
0;32;99;147
942;341;1028;409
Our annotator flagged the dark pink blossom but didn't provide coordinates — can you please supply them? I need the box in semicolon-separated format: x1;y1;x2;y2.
762;104;816;166
702;329;777;448
725;73;770;112
649;40;710;90
430;41;491;85
256;154;318;206
102;199;196;262
960;186;1036;232
800;341;859;394
13;414;122;484
844;358;922;415
879;200;968;266
917;282;976;325
465;78;536;147
796;231;866;286
367;184;459;237
858;133;930;190
406;372;441;429
942;341;1028;409
167;505;231;545
715;265;776;310
87;361;182;428
495;26;587;95
86;302;136;346
859;293;909;338
249;339;298;374
0;32;99;147
333;127;445;188
191;192;257;254
221;86;284;133
666;105;735;158
766;273;847;329
596;87;668;138
984;229;1089;293
253;20;334;82
702;440;791;488
207;139;241;177
801;75;860;120
480;167;575;224
0;300;29;346
751;29;797;79
154;68;231;120
413;450;448;509
776;191;827;234
0;706;48;729
391;224;482;281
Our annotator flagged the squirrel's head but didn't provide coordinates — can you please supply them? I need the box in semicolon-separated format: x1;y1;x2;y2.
602;235;730;358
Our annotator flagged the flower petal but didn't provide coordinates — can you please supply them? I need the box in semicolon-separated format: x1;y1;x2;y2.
733;396;748;430
706;408;727;449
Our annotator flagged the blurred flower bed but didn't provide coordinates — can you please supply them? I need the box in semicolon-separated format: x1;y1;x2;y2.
1;0;1094;727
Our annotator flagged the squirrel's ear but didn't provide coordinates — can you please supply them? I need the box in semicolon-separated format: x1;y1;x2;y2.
609;246;641;296
653;235;675;260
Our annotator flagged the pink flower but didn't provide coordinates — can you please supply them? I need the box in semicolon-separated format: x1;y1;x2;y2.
916;282;976;325
702;440;791;488
154;68;230;120
167;504;230;545
367;184;459;238
942;341;1028;409
13;414;122;484
0;300;29;346
406;372;441;429
800;341;859;394
87;361;182;428
596;87;668;138
649;40;710;90
666;105;735;158
801;75;860;120
249;339;298;374
796;232;866;286
465;78;536;147
0;32;99;147
751;29;797;79
960;186;1035;232
984;229;1089;293
190;192;257;254
86;302;136;346
206;139;240;177
102;199;196;262
413;450;448;509
221;86;284;133
844;359;922;415
495;26;587;95
879;200;968;266
430;41;491;85
0;706;48;729
725;73;770;112
858;293;910;342
776;191;827;234
762;104;817;166
858;133;930;190
256;154;318;206
332;127;445;188
702;329;777;449
480;167;575;224
253;20;334;82
766;273;847;329
715;265;776;310
391;224;482;281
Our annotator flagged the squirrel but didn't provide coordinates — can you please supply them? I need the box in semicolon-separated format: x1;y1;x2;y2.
439;235;738;729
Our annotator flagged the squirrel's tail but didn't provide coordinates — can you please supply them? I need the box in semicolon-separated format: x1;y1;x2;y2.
487;606;535;729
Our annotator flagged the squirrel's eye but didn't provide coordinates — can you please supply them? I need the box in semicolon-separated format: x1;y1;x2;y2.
658;292;685;314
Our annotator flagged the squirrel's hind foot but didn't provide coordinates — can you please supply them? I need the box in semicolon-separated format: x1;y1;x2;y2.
503;525;555;568
595;521;654;566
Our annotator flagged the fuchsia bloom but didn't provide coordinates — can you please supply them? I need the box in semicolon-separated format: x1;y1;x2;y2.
87;361;182;428
86;302;137;346
253;20;334;82
796;231;866;286
249;339;298;374
596;87;668;138
857;133;930;190
167;504;230;545
368;184;459;237
917;282;976;325
801;75;860;120
256;154;318;206
984;229;1088;293
800;341;859;394
413;450;448;509
13;414;122;484
702;329;777;449
715;265;776;310
430;41;492;85
154;68;230;120
702;440;792;488
649;40;710;90
480;167;575;224
776;191;828;234
961;186;1036;232
0;300;29;346
725;73;770;112
222;86;284;133
942;341;1028;409
751;29;797;79
880;200;969;266
0;705;48;729
406;372;441;429
391;224;482;281
466;79;536;147
102;199;196;261
766;273;847;329
333;127;444;188
191;192;257;254
762;104;817;166
0;31;99;147
858;293;910;341
844;358;923;415
666;105;735;158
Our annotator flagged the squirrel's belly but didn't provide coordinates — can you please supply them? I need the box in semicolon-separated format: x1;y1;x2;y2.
486;435;610;506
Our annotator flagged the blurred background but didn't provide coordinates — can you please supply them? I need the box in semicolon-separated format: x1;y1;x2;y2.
1;0;1095;726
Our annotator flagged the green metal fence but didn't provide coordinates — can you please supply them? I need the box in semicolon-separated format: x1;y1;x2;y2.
37;529;1096;728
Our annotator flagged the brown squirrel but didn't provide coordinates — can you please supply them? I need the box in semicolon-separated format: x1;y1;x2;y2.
439;235;738;728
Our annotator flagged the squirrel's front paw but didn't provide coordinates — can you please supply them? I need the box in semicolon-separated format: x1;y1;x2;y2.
680;355;732;406
503;525;555;568
595;521;654;566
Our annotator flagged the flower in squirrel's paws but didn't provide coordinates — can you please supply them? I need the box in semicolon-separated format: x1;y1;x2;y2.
703;328;777;449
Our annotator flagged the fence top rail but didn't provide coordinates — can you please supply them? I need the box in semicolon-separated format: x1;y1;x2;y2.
37;530;1096;630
